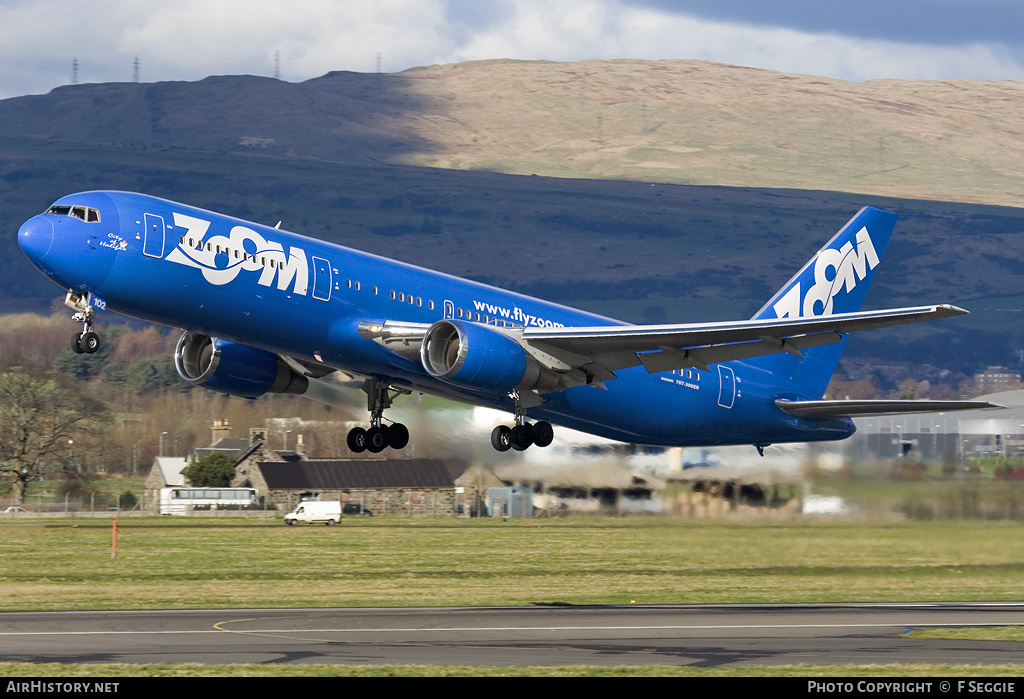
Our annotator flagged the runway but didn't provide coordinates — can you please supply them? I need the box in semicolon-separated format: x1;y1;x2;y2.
1;603;1022;667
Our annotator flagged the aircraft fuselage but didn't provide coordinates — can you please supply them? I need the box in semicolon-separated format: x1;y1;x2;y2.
18;190;855;447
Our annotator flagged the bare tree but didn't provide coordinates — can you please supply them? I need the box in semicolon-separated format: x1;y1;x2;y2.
0;369;107;504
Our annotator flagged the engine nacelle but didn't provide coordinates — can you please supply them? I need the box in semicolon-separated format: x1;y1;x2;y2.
420;320;558;393
174;331;309;399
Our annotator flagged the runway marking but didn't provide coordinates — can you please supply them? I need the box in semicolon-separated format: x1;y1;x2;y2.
0;620;1021;637
212;617;332;643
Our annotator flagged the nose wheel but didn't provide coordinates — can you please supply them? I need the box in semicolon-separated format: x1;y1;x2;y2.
72;331;101;354
65;291;101;354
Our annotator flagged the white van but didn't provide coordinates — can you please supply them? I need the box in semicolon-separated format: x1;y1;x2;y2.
284;501;342;525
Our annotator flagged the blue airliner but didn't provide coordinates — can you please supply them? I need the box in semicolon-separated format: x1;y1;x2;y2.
17;191;994;454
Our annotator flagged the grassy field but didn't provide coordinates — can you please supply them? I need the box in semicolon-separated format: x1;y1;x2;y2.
2;517;1023;610
2;516;1022;676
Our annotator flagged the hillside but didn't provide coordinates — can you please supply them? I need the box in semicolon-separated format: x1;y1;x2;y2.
3;59;1024;206
1;60;1024;377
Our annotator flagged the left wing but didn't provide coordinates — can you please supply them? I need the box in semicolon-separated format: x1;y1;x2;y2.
359;304;967;392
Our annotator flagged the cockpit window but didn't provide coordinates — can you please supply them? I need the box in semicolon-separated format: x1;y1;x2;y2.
45;204;101;223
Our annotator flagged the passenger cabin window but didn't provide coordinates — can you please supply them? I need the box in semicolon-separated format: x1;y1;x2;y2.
45;205;101;223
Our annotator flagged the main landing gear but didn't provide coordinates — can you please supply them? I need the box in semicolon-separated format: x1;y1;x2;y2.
490;421;554;452
347;379;411;454
66;291;100;354
490;393;554;452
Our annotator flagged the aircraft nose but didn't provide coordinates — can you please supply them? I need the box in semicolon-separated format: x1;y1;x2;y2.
18;215;54;264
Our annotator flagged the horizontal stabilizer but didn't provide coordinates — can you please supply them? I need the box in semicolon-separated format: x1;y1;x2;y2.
776;399;1003;419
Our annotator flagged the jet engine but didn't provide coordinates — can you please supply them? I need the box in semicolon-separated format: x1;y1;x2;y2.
420;320;559;393
174;331;309;399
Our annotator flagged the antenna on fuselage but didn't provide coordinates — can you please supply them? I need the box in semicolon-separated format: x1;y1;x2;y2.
274;222;282;229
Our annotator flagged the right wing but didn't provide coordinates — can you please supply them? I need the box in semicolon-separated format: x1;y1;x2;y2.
521;304;967;384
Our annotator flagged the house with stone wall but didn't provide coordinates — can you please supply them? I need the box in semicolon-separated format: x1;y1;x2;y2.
248;458;501;517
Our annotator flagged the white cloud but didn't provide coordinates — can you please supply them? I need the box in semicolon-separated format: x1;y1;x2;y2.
118;1;453;77
454;0;1024;81
0;0;1021;99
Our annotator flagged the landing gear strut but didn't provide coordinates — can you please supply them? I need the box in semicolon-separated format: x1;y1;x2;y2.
66;291;100;354
347;379;411;454
490;391;554;452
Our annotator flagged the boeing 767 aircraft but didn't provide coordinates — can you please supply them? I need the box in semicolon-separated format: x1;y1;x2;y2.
17;191;994;454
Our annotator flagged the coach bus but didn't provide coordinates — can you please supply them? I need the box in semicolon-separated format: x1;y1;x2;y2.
158;487;258;515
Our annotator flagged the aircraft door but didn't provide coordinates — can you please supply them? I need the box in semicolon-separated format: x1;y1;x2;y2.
311;256;332;301
143;213;165;258
717;365;736;409
443;300;454;319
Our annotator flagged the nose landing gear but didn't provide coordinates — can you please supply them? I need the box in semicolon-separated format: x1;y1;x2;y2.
66;291;100;354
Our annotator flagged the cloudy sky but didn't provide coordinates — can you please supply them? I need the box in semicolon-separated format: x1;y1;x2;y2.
2;0;1022;99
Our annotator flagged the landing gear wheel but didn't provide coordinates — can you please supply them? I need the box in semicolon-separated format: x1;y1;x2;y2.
78;331;100;354
510;424;534;451
532;421;554;448
347;427;367;453
356;379;413;452
65;292;99;355
366;425;389;453
491;425;512;452
387;423;410;450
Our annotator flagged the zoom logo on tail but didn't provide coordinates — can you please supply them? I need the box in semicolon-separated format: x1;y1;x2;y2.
770;227;879;318
165;212;309;294
756;207;896;321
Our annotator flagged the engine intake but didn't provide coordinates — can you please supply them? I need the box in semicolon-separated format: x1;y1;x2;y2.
420;320;558;393
175;331;308;399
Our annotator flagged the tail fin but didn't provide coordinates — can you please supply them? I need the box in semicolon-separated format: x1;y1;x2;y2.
749;207;898;396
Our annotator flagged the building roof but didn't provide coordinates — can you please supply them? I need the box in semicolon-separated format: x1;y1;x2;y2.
190;437;254;462
256;459;466;490
152;457;188;486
